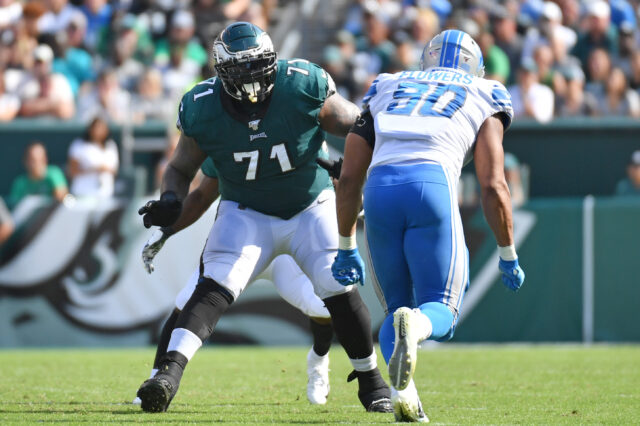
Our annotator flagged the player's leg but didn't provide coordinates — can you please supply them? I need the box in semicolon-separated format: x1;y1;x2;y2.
290;190;392;413
133;267;200;404
137;201;276;412
267;254;333;404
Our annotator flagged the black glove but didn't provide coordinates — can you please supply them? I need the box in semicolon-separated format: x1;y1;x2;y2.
316;157;343;180
138;191;182;228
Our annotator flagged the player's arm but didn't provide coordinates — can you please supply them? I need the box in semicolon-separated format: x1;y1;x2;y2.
474;114;524;291
139;133;206;229
474;115;513;246
332;111;374;286
336;132;372;241
168;175;219;234
317;92;361;137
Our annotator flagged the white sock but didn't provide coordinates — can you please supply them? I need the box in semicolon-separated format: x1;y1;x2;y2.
167;328;203;361
350;350;377;372
413;309;433;342
308;347;329;362
149;368;158;379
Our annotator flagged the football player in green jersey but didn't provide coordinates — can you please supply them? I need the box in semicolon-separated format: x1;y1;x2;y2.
137;22;393;415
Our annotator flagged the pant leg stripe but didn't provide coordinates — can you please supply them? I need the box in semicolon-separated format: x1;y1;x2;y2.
364;221;389;315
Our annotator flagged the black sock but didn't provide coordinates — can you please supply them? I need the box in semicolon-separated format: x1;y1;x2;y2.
153;308;181;369
310;318;333;357
323;289;373;360
174;277;234;342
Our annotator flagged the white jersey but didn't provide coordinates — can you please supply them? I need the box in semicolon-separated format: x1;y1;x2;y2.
363;67;513;179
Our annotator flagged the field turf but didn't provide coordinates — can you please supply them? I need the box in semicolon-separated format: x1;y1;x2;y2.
0;345;638;424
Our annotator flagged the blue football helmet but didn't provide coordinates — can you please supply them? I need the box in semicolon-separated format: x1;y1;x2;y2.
420;29;485;78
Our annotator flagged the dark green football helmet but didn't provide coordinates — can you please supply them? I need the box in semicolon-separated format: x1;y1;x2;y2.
212;22;277;103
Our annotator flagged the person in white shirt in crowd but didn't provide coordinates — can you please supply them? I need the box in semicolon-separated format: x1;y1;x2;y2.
38;0;79;35
521;1;576;64
15;44;75;119
67;116;119;198
508;58;554;123
0;67;20;121
0;0;23;30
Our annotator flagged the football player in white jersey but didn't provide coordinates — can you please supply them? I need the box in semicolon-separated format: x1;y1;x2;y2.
332;30;526;422
136;169;334;406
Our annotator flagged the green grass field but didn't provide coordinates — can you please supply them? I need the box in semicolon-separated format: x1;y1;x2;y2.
0;345;638;424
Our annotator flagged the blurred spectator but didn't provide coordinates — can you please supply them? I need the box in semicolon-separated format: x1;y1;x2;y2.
614;26;637;78
595;67;640;117
609;0;636;34
155;9;207;97
615;151;640;196
8;1;46;70
8;142;68;208
96;11;154;66
571;0;618;68
628;51;640;90
130;67;173;122
67;116;119;198
76;68;130;123
0;0;22;31
391;31;420;72
38;0;79;35
555;64;597;116
508;59;554;123
585;48;611;99
193;0;251;45
504;152;526;208
51;12;96;97
491;7;523;85
478;30;510;84
532;44;555;87
521;1;576;64
409;8;439;62
15;44;75;119
0;197;13;246
558;0;581;31
355;7;396;77
0;67;20;121
80;0;113;52
107;14;145;91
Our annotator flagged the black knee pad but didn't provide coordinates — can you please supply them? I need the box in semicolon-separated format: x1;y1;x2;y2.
174;277;234;342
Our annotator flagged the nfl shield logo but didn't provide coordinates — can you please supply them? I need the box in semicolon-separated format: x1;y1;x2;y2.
248;119;260;130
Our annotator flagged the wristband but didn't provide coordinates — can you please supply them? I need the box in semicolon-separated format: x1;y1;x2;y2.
339;234;357;250
498;244;517;261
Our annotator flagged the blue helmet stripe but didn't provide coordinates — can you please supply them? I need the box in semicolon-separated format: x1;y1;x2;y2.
439;31;450;67
453;31;464;69
442;30;462;68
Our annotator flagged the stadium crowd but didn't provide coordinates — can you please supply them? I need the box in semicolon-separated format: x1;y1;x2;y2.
1;0;639;125
1;0;640;212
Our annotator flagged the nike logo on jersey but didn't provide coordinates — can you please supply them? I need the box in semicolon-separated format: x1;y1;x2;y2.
248;119;261;130
250;132;268;141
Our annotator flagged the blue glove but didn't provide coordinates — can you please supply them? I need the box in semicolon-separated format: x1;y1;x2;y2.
498;257;525;291
332;248;365;286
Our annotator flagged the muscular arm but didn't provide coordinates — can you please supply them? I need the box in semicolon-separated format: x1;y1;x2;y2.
336;132;373;238
474;115;514;246
161;133;207;201
318;92;361;137
167;175;219;234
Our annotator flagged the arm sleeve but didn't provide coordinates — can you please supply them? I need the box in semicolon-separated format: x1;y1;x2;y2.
489;82;514;131
348;110;375;149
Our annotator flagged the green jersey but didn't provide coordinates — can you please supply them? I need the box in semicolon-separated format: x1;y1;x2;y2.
179;59;334;219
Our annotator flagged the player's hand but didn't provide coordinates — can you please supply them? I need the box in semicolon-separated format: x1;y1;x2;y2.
498;257;525;291
138;191;182;228
316;157;343;180
332;248;365;286
141;228;172;274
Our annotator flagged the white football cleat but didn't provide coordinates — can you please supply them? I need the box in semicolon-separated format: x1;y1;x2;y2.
391;382;429;423
389;307;424;390
306;347;330;405
132;396;141;405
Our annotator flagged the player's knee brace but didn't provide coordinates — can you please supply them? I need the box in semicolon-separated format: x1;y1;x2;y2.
323;289;373;359
174;277;235;342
